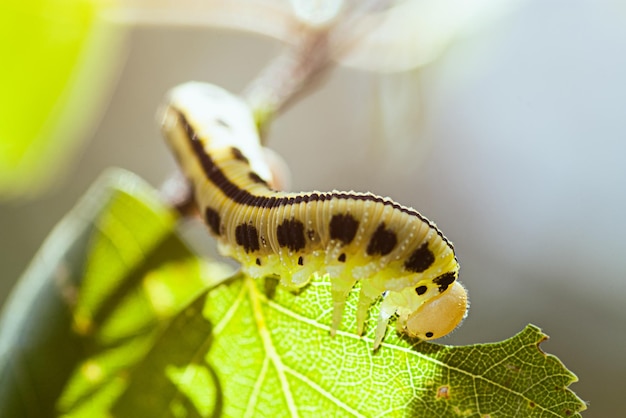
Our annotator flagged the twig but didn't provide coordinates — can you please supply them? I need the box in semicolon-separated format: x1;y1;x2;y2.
243;0;392;142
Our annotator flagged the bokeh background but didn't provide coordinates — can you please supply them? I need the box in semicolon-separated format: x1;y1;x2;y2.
1;1;624;416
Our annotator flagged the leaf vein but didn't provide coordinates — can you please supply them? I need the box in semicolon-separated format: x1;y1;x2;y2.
267;295;563;416
283;366;366;418
244;356;270;418
212;284;247;337
247;278;299;417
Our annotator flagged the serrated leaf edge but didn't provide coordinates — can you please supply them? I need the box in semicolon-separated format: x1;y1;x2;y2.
252;280;580;417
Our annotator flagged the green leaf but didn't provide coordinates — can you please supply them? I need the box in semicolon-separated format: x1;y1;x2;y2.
0;0;125;198
0;169;230;417
109;274;585;417
1;170;586;417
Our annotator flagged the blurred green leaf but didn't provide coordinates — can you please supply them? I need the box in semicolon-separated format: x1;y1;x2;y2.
0;169;586;417
0;0;125;199
0;169;230;417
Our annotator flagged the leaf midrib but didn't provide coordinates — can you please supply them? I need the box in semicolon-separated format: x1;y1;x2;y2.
261;285;562;417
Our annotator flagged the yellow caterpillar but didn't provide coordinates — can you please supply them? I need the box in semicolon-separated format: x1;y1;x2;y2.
161;82;468;349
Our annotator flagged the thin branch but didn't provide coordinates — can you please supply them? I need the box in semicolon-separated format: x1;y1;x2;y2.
243;0;392;141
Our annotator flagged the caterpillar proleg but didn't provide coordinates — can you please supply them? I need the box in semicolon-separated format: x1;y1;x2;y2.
161;82;468;349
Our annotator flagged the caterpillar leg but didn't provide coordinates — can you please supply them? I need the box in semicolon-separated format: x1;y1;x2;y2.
372;296;398;349
373;310;393;350
289;258;323;288
355;290;377;336
355;277;386;335
329;274;357;337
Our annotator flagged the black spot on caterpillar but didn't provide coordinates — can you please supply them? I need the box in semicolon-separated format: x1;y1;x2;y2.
404;243;435;273
161;82;468;349
276;219;306;252
235;223;260;253
231;146;248;163
204;207;221;236
248;172;269;186
433;272;457;293
329;214;359;244
366;223;398;256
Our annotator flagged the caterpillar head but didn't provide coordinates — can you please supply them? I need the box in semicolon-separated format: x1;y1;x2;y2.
405;281;468;340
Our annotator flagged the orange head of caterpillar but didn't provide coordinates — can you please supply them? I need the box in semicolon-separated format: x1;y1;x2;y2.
405;280;468;340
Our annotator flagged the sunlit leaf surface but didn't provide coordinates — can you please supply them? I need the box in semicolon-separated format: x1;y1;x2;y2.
0;169;228;417
0;170;586;417
122;276;584;417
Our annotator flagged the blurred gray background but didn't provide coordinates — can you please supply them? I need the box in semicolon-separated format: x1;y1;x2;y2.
1;1;624;416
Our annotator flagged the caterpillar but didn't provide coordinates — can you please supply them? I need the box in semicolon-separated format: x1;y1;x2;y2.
160;82;468;349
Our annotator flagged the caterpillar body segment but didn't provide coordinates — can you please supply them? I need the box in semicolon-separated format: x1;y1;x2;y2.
161;82;467;349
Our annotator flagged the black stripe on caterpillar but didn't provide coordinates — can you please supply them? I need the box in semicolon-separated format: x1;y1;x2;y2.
160;82;468;349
